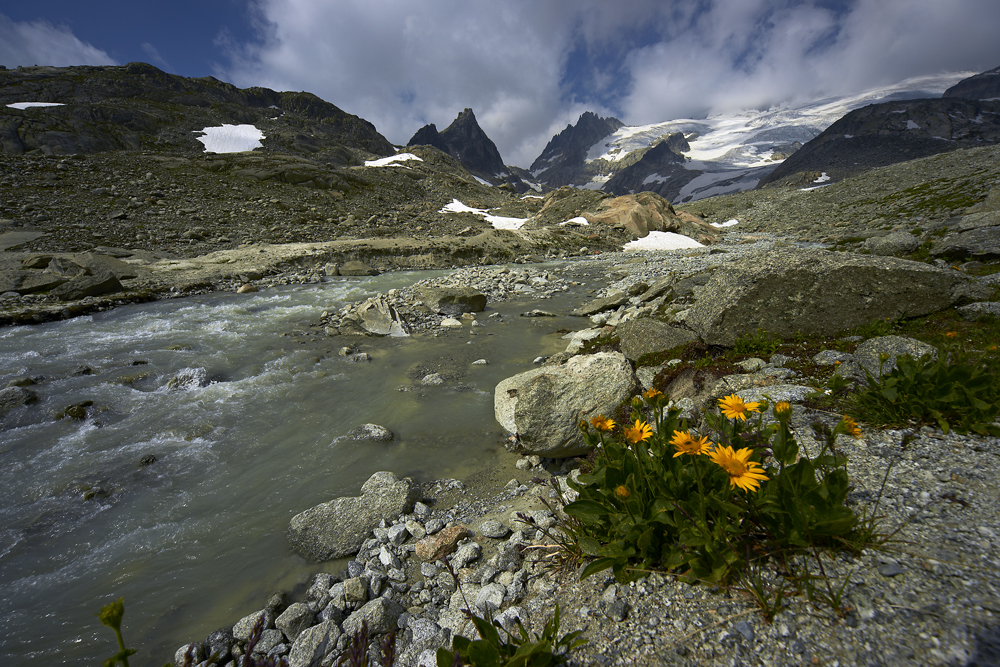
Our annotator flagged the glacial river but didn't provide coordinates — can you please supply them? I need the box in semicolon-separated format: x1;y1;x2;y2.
0;270;592;666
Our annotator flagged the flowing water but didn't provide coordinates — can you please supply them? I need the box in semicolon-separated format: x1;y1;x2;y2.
0;270;593;666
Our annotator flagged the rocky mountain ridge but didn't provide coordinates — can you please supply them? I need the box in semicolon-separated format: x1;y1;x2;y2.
0;62;393;161
407;108;507;180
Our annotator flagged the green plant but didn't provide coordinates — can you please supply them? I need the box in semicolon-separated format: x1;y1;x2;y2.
732;328;782;356
98;598;137;667
848;344;1000;435
560;390;875;617
436;605;585;667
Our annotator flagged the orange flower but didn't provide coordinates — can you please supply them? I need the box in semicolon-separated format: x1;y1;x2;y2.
623;419;653;444
670;430;712;457
590;415;617;432
708;445;769;492
718;394;762;421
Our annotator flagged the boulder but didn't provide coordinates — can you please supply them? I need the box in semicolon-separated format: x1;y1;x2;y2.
347;423;394;442
862;231;921;256
341;597;405;638
615;317;697;362
287;620;341;667
0;386;39;418
853;335;938;380
930;225;1000;261
356;295;407;336
494;352;638;457
582;192;719;244
415;524;470;562
416;287;487;315
339;260;379;276
275;603;314;643
571;291;629;317
684;248;989;346
288;471;419;561
51;268;123;301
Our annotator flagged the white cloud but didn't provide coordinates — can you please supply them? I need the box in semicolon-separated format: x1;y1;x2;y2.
0;14;116;68
209;1;1000;167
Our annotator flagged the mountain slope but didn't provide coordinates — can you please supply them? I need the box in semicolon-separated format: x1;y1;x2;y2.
0;62;393;162
758;97;1000;187
531;73;969;203
944;65;1000;100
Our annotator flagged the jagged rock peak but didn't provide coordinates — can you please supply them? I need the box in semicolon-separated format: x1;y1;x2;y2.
943;65;1000;101
407;108;506;177
529;112;624;173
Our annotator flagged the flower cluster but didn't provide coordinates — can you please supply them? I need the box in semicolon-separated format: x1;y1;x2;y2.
567;388;866;589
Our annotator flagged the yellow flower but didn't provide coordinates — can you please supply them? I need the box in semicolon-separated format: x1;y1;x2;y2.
590;415;616;432
670;430;712;457
774;401;792;422
614;485;630;500
708;445;769;492
623;419;653;444
841;415;862;439
988;345;998;352
643;388;663;400
718;394;762;421
946;331;958;338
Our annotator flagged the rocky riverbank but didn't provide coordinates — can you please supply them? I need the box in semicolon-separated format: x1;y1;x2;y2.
165;219;1000;666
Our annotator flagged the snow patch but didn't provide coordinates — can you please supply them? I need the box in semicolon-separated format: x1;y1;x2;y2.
814;172;830;183
194;124;264;153
6;102;65;109
559;217;589;227
711;219;740;228
440;199;527;230
364;153;423;167
474;176;492;186
642;173;666;185
623;232;704;251
906;120;920;130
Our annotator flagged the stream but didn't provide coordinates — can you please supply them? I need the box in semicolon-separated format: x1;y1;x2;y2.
0;268;596;666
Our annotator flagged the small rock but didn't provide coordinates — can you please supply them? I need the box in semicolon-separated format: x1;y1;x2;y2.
237;284;258;293
415;524;469;561
347;424;394;442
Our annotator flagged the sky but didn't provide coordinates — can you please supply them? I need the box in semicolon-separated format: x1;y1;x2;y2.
2;0;999;167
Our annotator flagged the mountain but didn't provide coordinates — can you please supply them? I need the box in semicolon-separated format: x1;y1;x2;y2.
530;73;968;203
758;96;1000;187
529;112;624;187
407;108;506;179
0;62;393;162
944;65;1000;100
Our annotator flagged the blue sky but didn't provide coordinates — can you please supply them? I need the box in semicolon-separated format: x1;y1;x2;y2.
2;1;999;166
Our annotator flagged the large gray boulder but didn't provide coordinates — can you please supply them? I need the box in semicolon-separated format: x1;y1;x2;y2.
930;224;1000;261
51;268;123;301
416;287;487;315
288;472;419;561
684;248;988;346
494;352;638;457
615;317;697;362
356;295;408;336
854;335;937;380
862;231;921;257
287;620;341;667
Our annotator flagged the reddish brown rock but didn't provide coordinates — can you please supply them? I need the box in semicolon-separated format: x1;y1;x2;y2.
414;524;469;562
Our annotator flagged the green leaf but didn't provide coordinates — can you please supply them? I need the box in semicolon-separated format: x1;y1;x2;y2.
579;557;617;579
563;500;609;519
577;536;604;557
468;639;502;667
